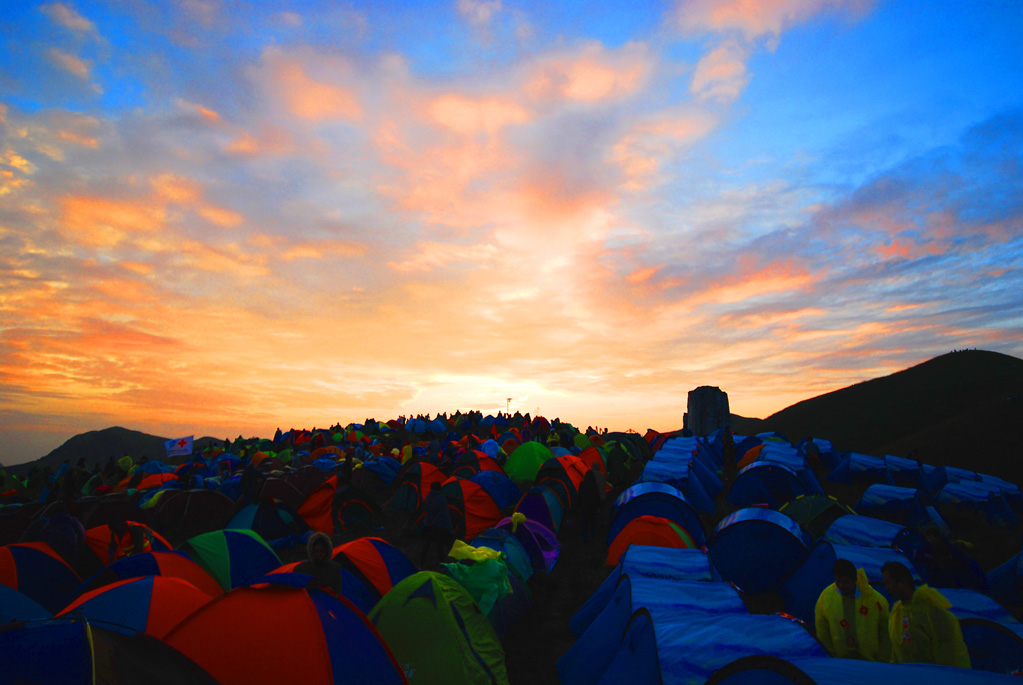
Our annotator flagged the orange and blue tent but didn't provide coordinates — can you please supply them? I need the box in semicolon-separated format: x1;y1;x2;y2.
536;455;589;511
83;524;172;566
57;575;213;639
178;529;281;593
334;536;418;601
70;550;223;602
441;478;504;540
0;541;82;613
605;514;697;565
0;616;218;684
448;451;505;480
388;462;447;512
165;573;407;685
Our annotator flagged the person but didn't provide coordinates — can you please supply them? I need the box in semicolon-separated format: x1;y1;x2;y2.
420;481;454;569
882;561;970;668
577;461;607;542
108;518;154;563
814;559;891;661
295;532;343;596
721;426;735;468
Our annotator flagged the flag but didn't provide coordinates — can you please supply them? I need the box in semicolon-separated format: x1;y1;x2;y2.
165;435;194;458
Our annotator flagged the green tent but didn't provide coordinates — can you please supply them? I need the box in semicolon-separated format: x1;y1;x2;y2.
505;442;553;482
369;572;508;685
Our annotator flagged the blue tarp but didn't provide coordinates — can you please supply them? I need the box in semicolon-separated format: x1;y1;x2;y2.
822;514;910;548
855;484;918;525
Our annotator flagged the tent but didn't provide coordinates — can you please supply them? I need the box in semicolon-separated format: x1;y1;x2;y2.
608;482;705;548
387;462;447;512
411;478;504;540
226;499;309;547
178;529;281;592
505;442;554;482
986;550;1023;616
369;571;508;685
333;536;419;603
70;550;223;602
559;572;823;685
0;584;51;623
885;454;923;487
855;484;919;525
778;495;856;539
84;524;172;567
606;515;696;566
536;455;590;511
448;451;505;480
496;516;560;574
826;452;893;486
821;514;922;549
571;545;720;637
708;508;812;595
151;489;236;545
0;616;218;684
472;527;535;583
0;541;82;613
726;462;808;509
56;575;213;639
470;471;522;510
705;655;1014;684
514;486;563;535
166;573;406;684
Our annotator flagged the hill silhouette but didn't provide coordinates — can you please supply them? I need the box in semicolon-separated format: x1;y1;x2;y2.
751;349;1023;484
5;427;221;476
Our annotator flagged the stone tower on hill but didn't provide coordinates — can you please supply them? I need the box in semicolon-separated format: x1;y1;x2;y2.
685;386;730;436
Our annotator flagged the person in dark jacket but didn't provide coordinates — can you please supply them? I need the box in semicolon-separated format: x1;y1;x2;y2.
420;481;454;569
295;532;343;596
578;462;607;542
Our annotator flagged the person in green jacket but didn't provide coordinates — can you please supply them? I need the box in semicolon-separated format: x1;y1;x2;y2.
815;559;891;661
882;561;971;668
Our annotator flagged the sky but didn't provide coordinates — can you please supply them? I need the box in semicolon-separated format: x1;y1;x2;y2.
1;0;1021;465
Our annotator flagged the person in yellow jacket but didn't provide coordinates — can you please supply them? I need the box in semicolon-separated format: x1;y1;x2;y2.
882;560;971;668
815;559;891;661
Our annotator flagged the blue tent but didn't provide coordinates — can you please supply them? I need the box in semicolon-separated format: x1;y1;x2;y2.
822;514;915;548
470;471;522;511
514;485;563;534
884;454;923;487
708;508;812;595
570;545;720;637
960;617;1023;675
986;550;1023;615
726;462;808;509
639;461;716;514
608;482;706;547
941;588;1019;625
855;484;919;525
707;654;1017;684
938;481;1020;529
826;452;893;486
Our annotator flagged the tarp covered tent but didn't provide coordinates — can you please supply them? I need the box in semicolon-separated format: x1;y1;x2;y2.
606;515;697;566
56;575;213;639
779;540;918;624
70;550;223;602
855;484;919;525
885;454;923;487
726;462;808;509
705;654;1015;684
559;573;823;685
178;529;281;593
826;452;893;487
941;588;1019;625
570;545;719;637
937;481;1020;529
369;571;507;685
639;460;716;514
779;495;856;540
0;616;218;684
708;508;812;595
608;481;706;548
822;514;922;549
166;573;406;685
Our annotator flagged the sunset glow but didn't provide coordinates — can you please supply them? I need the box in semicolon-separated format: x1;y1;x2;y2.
1;1;1021;463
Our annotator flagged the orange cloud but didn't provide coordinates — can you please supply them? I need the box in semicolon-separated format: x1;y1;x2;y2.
428;95;531;135
525;42;651;104
627;266;661;283
273;60;362;121
685;260;815;305
387;241;497;272
280;240;367;261
151;174;201;203
60;195;167;246
199;205;245;228
613;109;718;190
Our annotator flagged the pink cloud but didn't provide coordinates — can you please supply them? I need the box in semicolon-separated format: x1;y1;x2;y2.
40;3;97;35
690;41;749;104
674;0;873;41
457;0;503;27
613;108;718;190
48;48;91;80
428;94;532;136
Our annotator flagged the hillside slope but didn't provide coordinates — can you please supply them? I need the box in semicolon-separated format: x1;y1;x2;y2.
760;350;1023;482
